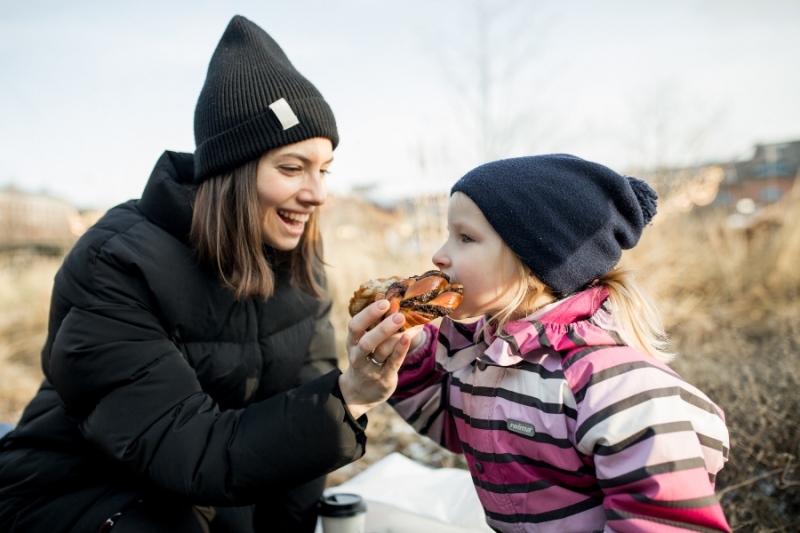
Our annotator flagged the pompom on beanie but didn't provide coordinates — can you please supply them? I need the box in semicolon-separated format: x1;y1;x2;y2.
451;154;658;296
193;15;339;183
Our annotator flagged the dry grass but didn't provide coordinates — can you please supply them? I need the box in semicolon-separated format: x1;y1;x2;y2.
621;200;800;531
0;255;55;422
1;191;798;531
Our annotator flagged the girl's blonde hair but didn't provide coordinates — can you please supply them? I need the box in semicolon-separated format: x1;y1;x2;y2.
492;249;675;363
601;267;675;362
190;159;325;301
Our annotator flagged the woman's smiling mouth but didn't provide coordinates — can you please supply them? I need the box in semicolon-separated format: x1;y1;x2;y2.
277;209;310;236
278;209;310;225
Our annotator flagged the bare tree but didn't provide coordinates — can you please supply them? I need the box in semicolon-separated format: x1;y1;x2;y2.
627;83;724;171
421;0;557;167
622;83;727;217
402;1;560;255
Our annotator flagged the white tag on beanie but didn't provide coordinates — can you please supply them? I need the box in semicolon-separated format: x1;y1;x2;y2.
269;98;299;130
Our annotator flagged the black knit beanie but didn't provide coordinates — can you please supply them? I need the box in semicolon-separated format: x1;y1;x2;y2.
451;154;658;296
193;15;339;183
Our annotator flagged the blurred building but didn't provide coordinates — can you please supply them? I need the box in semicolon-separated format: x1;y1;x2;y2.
0;187;89;256
714;140;800;210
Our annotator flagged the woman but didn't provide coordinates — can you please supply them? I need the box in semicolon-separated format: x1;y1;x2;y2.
0;15;413;532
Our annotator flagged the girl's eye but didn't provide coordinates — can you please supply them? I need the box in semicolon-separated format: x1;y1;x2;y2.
320;168;331;176
280;166;301;174
459;234;474;243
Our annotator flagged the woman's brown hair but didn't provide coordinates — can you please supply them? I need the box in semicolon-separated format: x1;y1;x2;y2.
190;159;325;300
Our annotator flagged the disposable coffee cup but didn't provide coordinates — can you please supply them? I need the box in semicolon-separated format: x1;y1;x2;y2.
318;493;367;533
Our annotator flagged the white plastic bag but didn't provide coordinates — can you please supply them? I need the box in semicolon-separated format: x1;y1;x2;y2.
316;453;492;533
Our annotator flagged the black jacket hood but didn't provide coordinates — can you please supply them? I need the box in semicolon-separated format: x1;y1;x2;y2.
138;151;196;243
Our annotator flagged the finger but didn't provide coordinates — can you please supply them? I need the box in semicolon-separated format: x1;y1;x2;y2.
365;353;385;369
371;319;429;362
358;312;405;355
382;332;412;372
404;324;425;338
347;299;391;345
385;322;427;368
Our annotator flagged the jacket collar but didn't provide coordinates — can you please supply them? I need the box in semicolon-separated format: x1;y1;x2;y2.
436;287;623;372
137;151;197;243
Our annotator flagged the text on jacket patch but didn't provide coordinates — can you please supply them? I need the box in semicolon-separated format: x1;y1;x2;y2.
507;419;535;437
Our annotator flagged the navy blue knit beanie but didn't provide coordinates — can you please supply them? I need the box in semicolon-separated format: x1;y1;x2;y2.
451;154;658;296
193;15;339;183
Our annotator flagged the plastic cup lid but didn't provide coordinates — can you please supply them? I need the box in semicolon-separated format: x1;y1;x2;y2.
318;493;367;517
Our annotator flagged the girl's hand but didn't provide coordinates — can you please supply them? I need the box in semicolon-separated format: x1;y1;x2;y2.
406;325;428;353
338;300;423;418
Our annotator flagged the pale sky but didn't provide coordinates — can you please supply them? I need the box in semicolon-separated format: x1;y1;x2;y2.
1;0;799;210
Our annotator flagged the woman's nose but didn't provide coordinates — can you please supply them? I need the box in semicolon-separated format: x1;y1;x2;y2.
299;173;327;205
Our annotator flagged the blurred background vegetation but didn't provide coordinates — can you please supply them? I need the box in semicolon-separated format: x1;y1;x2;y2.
3;175;798;531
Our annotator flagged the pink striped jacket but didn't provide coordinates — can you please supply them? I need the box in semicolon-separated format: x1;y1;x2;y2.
390;287;730;532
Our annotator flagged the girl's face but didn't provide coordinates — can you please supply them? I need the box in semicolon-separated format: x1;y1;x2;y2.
256;137;333;251
432;192;520;319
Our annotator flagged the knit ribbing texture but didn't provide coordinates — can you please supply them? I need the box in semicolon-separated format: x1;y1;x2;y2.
451;154;658;296
193;15;338;183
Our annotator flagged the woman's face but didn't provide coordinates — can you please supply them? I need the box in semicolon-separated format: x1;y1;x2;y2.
256;137;333;250
432;192;519;319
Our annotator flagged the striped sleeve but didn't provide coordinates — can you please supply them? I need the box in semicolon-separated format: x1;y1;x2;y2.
567;347;731;532
388;323;462;453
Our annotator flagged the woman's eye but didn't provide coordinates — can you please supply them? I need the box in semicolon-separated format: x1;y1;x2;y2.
459;234;474;243
280;166;301;174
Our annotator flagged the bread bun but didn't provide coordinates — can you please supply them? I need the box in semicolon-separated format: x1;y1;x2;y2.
347;271;463;330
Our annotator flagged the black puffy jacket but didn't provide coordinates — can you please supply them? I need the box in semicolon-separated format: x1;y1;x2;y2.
0;151;366;532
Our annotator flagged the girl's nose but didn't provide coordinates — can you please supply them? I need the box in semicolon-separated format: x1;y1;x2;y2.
432;244;448;269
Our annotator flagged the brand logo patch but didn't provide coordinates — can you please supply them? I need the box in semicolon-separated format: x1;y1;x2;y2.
507;419;535;437
269;98;300;130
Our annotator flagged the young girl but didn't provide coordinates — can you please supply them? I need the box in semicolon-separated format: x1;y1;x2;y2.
390;154;731;532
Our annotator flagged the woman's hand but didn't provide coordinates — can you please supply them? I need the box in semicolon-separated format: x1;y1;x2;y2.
338;300;423;419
